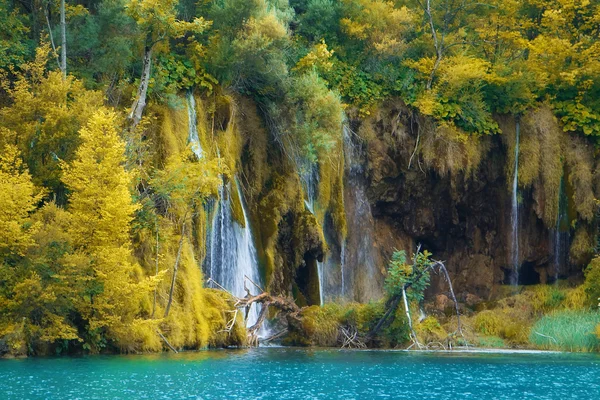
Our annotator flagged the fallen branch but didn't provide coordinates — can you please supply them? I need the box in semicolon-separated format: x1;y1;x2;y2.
533;331;558;344
213;276;304;346
157;331;178;353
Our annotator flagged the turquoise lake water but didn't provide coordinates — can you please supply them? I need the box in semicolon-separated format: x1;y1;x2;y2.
1;348;600;399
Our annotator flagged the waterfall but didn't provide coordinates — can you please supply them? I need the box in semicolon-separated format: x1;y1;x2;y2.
340;241;346;298
205;178;263;327
510;121;520;286
553;175;570;282
299;162;326;305
343;124;379;301
186;92;203;159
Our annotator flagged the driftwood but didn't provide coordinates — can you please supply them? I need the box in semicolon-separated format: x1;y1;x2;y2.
339;325;366;349
209;276;304;346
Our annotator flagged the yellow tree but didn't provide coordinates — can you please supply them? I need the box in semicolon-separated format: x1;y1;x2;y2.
0;143;81;355
0;44;104;201
0;142;43;256
61;109;149;350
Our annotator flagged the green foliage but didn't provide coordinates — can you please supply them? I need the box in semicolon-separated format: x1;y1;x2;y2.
384;249;432;303
0;2;32;71
475;336;506;349
530;311;600;352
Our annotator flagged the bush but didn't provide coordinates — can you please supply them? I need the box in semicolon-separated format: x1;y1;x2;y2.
476;336;506;349
473;309;530;344
529;311;600;352
584;257;600;308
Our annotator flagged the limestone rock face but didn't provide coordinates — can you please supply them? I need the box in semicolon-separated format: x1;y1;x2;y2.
339;102;592;301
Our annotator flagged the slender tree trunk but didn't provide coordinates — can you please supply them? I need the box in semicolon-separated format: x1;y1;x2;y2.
152;222;159;319
129;45;153;129
60;0;66;79
425;0;442;90
164;222;185;318
44;6;62;73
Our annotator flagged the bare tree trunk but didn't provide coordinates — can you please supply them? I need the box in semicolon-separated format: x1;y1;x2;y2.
425;0;443;90
44;7;62;73
129;45;153;129
152;222;159;318
164;222;185;318
60;0;66;79
402;287;421;349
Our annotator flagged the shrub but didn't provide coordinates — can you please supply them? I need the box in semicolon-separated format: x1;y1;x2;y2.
473;309;530;344
584;257;600;308
476;336;506;349
529;311;600;352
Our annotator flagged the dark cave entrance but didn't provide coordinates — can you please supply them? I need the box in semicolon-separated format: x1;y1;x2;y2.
295;253;321;306
503;261;541;285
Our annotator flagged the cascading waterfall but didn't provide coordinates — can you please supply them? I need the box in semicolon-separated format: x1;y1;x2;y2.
188;91;263;328
300;163;324;305
553;175;569;282
186;92;203;159
510;121;520;286
343;123;378;301
205;179;263;327
340;241;346;298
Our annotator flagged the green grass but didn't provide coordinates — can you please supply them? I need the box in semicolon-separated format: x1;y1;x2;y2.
529;310;600;352
476;336;506;349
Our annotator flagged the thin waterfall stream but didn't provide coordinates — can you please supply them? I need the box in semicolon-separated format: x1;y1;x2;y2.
511;121;520;286
187;92;203;159
300;163;324;305
553;175;569;282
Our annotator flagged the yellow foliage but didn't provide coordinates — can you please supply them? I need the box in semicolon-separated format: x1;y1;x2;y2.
0;44;104;193
472;308;530;344
295;40;335;72
565;135;595;221
564;286;587;311
61;109;153;348
340;0;414;55
0;145;43;255
415;316;447;344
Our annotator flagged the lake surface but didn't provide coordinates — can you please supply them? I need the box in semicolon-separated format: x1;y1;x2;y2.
1;348;600;399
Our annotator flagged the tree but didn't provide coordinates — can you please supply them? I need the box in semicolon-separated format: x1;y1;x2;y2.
125;0;211;128
0;143;43;258
0;44;104;201
61;109;149;350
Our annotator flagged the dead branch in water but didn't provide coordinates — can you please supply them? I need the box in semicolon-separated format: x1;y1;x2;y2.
339;325;366;349
208;276;304;346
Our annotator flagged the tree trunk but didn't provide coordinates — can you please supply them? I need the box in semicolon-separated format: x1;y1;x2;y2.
164;222;185;318
129;45;153;129
152;223;159;319
60;0;66;79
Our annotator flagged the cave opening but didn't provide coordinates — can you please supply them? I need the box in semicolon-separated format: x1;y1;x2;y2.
295;253;321;306
519;261;541;285
502;261;541;285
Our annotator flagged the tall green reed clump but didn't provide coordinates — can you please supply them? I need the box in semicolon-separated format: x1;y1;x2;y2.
529;311;600;352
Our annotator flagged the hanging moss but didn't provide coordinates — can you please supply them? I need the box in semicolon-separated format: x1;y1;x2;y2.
565;134;595;222
157;103;189;162
419;119;488;177
570;225;595;266
229;179;246;227
521;107;563;227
